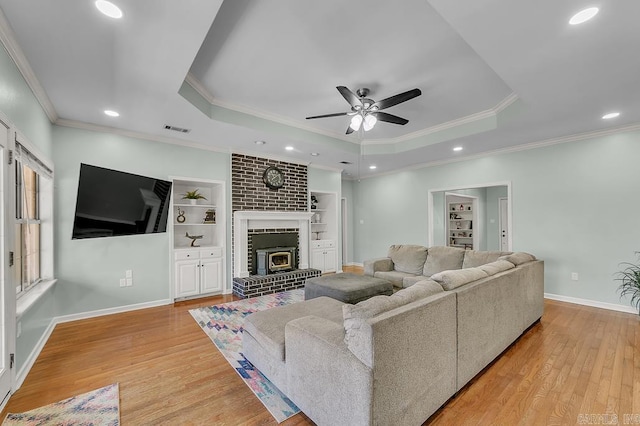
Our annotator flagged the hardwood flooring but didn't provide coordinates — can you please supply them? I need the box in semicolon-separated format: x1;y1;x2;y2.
2;272;639;425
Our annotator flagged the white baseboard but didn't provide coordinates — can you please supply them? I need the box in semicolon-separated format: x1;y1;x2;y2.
345;262;363;267
544;292;637;314
15;299;172;390
54;299;171;325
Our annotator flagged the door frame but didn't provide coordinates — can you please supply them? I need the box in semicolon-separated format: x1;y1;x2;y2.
428;181;512;251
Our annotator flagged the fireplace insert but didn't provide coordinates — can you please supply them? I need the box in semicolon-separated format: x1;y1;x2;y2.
256;246;297;275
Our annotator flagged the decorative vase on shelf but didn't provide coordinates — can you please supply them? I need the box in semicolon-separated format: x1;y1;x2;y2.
189;199;197;205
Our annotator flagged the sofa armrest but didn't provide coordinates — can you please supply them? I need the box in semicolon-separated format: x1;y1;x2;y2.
363;257;393;276
285;316;373;426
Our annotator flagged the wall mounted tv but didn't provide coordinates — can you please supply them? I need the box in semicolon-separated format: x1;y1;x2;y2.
72;164;173;239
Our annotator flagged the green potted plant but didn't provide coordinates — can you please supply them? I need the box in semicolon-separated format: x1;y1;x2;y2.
182;189;207;205
615;252;640;315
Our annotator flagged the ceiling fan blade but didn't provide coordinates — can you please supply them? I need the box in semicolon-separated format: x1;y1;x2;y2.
337;86;361;108
306;112;349;120
372;111;409;125
346;125;355;135
374;88;422;110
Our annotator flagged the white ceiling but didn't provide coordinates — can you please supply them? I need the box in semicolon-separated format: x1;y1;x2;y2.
0;0;638;178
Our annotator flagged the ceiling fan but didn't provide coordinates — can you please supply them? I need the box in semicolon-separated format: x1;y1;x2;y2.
306;86;422;134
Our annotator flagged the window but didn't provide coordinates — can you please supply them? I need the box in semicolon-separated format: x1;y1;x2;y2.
13;137;53;297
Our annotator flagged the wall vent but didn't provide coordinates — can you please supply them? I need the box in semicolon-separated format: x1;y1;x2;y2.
339;161;353;165
164;125;191;133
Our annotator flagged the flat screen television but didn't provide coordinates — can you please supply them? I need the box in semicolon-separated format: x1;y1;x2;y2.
72;164;172;239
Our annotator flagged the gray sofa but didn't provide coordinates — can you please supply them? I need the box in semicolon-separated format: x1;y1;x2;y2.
242;245;544;425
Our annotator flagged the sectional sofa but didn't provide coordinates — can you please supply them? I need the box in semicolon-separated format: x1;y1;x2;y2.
242;245;544;425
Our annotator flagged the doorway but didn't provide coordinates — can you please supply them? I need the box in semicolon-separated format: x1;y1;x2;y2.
0;119;13;405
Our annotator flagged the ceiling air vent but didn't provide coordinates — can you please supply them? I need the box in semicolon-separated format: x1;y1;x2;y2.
339;161;353;165
164;124;191;134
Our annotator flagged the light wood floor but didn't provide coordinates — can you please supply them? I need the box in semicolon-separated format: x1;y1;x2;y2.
2;271;639;425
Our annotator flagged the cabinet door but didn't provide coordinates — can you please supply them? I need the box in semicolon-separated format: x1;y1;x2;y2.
324;248;337;273
175;259;200;298
201;257;223;294
311;248;325;271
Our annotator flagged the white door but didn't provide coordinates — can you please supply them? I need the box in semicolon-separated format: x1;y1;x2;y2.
499;198;509;251
175;259;200;298
201;258;222;294
0;121;13;404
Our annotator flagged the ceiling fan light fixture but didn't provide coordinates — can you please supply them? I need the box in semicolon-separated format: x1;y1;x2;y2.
363;114;377;131
350;114;363;131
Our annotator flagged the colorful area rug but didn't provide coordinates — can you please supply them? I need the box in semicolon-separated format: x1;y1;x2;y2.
189;289;304;423
3;383;119;425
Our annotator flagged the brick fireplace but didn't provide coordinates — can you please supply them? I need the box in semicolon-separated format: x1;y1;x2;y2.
230;154;321;298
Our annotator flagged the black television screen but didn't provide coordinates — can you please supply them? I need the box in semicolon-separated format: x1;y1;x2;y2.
72;164;172;239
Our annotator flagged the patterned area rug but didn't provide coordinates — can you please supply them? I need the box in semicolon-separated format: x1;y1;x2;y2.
189;289;304;423
3;383;119;425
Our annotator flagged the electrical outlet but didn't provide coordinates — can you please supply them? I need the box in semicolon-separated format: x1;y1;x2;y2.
125;269;132;278
126;278;133;287
571;272;579;281
120;278;126;287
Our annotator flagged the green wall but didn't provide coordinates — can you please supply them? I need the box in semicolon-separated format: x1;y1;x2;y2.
351;129;640;308
52;125;231;316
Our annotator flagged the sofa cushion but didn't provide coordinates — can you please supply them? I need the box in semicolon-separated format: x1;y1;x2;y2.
462;250;508;269
390;279;443;305
402;275;428;288
244;296;344;362
431;267;489;291
423;246;466;277
374;270;416;288
500;252;536;266
387;244;428;275
478;259;515;276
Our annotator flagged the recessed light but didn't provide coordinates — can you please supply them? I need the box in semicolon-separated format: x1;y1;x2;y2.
104;110;119;117
310;152;319;156
569;7;599;25
285;146;294;151
369;165;377;170
254;140;266;145
453;146;463;152
602;112;620;120
95;0;123;19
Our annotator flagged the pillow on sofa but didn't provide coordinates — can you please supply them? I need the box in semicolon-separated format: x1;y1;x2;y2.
500;252;536;266
387;244;428;275
431;267;489;291
462;250;508;269
423;246;465;277
478;259;515;276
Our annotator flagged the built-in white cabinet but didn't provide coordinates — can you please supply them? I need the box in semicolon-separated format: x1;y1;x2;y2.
174;248;223;298
171;178;226;300
309;190;339;273
311;240;336;273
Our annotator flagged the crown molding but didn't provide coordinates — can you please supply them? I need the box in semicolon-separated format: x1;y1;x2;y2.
230;148;311;166
357;122;640;180
308;163;344;173
185;73;357;144
363;93;519;146
55;118;229;154
0;8;58;123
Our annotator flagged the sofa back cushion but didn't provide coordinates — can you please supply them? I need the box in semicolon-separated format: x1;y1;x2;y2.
343;281;444;366
431;267;489;291
423;246;465;276
462;250;509;269
478;259;515;276
500;252;536;266
387;244;428;275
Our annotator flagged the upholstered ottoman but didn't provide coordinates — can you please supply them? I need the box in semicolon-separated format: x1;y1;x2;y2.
305;273;393;304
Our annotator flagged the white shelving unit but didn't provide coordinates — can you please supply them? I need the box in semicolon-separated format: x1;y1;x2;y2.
170;178;226;300
447;201;474;250
309;191;338;273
